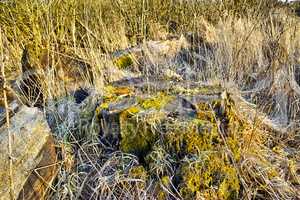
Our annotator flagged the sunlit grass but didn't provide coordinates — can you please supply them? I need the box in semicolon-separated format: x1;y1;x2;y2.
0;0;299;199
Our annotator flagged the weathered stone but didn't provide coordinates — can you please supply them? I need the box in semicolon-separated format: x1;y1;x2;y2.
108;97;138;113
163;96;198;119
226;86;287;133
98;97;138;147
0;106;57;200
46;91;100;141
0;100;20;127
46;98;81;134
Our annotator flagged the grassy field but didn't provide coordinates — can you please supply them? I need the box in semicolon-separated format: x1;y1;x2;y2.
1;0;300;199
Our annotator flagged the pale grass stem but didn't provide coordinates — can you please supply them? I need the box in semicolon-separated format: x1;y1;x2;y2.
0;28;14;200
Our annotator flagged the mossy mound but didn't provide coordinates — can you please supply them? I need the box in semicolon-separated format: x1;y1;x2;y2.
94;80;298;199
178;155;240;199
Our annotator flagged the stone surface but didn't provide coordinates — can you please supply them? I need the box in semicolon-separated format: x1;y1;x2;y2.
0;100;20;127
0;106;57;200
46;90;100;140
227;86;288;133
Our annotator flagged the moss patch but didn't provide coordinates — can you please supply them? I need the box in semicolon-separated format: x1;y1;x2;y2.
140;92;173;110
178;154;240;199
119;109;165;159
114;54;134;69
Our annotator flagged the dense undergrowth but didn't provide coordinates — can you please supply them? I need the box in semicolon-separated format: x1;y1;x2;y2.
0;0;300;199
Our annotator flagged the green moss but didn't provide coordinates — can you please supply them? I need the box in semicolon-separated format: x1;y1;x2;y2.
161;176;171;186
154;107;242;199
129;165;148;180
114;54;134;69
119;110;165;159
227;137;241;161
178;157;214;198
218;166;240;199
141;92;173;110
95;85;134;114
104;85;134;98
178;154;240;199
196;100;223;122
153;176;172;200
163;119;220;155
158;176;173;200
96;87;245;199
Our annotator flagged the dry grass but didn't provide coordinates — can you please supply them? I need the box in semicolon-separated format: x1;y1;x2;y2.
1;0;300;199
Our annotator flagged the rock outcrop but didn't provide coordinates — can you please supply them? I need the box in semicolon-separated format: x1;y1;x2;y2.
0;106;57;200
90;78;299;199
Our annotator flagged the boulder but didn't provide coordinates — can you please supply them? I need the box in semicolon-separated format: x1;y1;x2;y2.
96;80;224;158
0;106;57;200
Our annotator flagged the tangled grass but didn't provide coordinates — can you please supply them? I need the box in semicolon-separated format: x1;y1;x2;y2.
0;0;300;199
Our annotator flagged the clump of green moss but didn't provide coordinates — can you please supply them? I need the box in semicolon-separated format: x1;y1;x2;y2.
119;109;165;159
218;166;240;199
114;54;134;69
95;85;134;112
140;92;173;110
142;102;242;199
128;165;148;188
103;85;134;98
172;84;223;96
178;154;240;199
162;119;220;156
154;176;172;200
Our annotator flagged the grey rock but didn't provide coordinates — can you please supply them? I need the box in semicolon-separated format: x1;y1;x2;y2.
0;106;57;200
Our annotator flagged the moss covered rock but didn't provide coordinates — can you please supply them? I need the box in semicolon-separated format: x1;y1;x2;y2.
94;81;296;199
119;109;165;159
